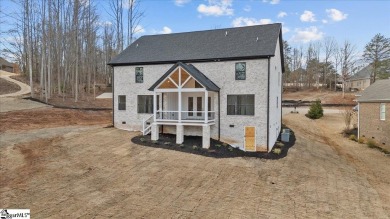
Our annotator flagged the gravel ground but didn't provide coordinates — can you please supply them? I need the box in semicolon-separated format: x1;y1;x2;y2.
1;113;389;218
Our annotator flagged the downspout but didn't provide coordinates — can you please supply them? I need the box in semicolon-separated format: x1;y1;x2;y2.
267;57;271;152
112;69;115;127
218;91;221;141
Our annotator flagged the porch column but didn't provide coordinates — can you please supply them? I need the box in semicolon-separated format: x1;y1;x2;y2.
153;91;157;121
178;67;182;122
205;90;208;123
176;124;184;144
151;123;159;141
202;124;210;149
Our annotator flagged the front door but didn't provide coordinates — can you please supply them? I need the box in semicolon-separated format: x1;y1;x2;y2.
245;126;256;151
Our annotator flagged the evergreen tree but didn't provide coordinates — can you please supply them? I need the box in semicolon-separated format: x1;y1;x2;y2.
363;34;390;83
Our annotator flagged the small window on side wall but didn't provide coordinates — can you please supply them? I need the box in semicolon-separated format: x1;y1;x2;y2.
118;95;126;110
135;67;143;83
380;103;386;120
235;62;246;80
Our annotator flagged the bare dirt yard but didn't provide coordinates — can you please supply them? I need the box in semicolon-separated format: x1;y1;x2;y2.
0;107;111;132
283;89;356;105
1;105;389;218
0;78;21;95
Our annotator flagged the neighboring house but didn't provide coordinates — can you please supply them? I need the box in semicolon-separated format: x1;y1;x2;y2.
109;23;284;152
0;57;14;73
345;65;372;91
357;79;390;146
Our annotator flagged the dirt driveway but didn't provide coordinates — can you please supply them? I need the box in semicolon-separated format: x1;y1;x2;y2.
1;111;389;218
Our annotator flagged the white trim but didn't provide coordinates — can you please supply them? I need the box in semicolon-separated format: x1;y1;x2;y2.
155;88;206;93
178;68;182;122
153;91;157;121
244;126;256;152
358;102;360;138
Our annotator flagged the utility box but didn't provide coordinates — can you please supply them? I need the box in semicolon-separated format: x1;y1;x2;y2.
281;129;290;142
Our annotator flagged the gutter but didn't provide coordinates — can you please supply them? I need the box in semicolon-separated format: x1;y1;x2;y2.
267;56;270;152
108;55;275;67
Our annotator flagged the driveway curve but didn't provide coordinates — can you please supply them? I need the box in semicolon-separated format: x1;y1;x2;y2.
0;70;31;97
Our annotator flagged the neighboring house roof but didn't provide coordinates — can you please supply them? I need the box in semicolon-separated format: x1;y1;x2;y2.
109;23;284;71
357;79;390;102
348;65;372;81
0;57;13;67
149;62;220;92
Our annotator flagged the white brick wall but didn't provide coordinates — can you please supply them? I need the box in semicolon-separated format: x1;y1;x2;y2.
113;55;281;150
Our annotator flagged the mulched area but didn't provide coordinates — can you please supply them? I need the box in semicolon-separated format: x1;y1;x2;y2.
131;126;295;159
0;78;20;95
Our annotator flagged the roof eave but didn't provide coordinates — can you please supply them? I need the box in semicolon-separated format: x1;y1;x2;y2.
108;55;274;67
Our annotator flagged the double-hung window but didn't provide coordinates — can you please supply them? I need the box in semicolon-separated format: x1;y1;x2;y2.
118;95;126;110
227;95;255;115
135;67;143;83
235;62;246;80
138;95;154;114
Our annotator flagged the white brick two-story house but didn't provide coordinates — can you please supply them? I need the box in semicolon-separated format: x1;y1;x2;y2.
109;23;284;152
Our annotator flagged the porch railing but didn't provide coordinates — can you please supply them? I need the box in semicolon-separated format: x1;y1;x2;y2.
156;111;215;122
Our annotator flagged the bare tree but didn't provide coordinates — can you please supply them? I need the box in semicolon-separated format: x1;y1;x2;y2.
339;40;358;98
323;37;337;89
127;0;144;45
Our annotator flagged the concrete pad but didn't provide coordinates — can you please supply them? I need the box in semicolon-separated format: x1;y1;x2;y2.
96;92;112;99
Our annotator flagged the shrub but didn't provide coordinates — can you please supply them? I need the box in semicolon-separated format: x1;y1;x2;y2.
140;138;145;142
179;144;185;148
152;140;158;144
164;142;171;146
342;109;354;130
367;139;376;148
349;134;357;141
222;142;228;147
273;148;281;155
228;146;234;152
358;138;364;144
306;99;323;119
192;145;199;150
215;144;222;148
275;142;284;147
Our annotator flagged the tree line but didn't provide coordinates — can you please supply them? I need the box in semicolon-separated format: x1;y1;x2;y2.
3;0;143;102
282;34;390;94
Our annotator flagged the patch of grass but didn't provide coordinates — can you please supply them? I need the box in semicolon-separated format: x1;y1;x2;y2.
349;134;357;141
367;139;376;148
358;138;364;144
192;145;199;150
273;148;281;155
275;142;284;147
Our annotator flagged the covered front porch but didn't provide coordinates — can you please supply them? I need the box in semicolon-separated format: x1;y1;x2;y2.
146;62;220;148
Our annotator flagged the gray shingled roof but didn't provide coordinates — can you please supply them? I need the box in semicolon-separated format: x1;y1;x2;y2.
109;23;282;67
148;62;220;92
357;79;390;102
348;65;372;81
